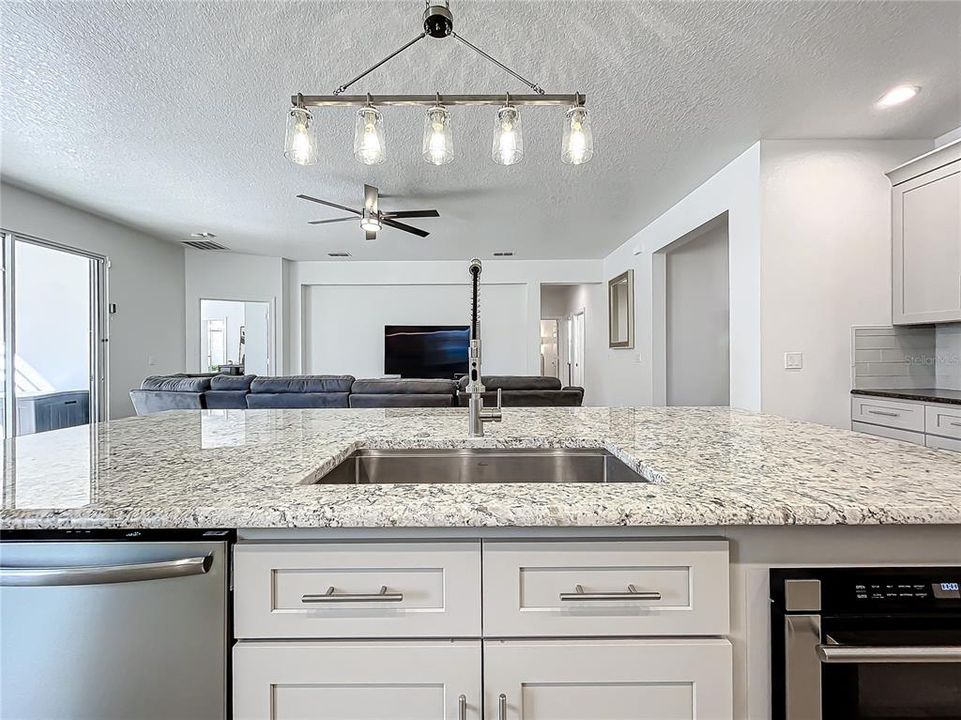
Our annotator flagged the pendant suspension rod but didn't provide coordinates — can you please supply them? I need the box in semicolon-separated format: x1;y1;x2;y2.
293;93;581;107
333;32;427;95
450;31;545;95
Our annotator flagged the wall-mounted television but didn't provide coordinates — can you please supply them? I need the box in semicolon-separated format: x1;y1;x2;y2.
384;325;469;379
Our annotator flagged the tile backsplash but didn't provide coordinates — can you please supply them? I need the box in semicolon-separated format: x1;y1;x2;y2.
851;326;936;389
936;324;961;390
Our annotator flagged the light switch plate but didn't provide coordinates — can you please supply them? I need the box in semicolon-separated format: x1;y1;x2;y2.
784;352;803;370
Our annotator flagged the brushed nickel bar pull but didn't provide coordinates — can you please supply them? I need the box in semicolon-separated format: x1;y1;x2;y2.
301;585;404;603
559;583;662;601
498;693;507;720
0;555;212;587
458;694;467;720
867;409;900;417
818;643;961;664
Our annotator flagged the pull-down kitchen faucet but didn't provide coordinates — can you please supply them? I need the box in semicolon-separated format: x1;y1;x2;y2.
466;258;502;437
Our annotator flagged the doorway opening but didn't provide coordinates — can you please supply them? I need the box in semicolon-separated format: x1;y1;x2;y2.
1;233;107;437
540;284;593;391
199;299;271;375
660;213;731;406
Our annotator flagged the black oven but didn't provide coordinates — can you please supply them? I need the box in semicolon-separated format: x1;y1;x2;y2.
771;567;961;719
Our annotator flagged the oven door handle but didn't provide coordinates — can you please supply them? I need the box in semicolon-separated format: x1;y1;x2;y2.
818;637;961;664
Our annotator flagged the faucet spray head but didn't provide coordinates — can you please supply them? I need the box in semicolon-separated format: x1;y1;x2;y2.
468;258;482;276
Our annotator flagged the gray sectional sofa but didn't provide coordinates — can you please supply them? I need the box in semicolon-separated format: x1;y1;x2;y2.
130;373;583;415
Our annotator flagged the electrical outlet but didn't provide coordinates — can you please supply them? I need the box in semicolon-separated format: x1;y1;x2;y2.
784;352;803;370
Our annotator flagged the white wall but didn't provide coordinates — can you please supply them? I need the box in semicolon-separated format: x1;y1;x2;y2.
184;249;284;375
304;283;527;378
601;144;762;409
665;218;730;406
288;259;603;380
759;140;932;428
0;182;185;419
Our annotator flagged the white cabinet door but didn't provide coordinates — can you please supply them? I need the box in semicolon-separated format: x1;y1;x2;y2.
234;640;481;720
892;157;961;324
483;639;732;720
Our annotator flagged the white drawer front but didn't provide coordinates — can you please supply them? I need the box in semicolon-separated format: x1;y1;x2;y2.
852;421;925;445
926;433;961;452
234;542;481;639
925;404;961;440
482;540;729;637
234;640;481;720
851;396;925;431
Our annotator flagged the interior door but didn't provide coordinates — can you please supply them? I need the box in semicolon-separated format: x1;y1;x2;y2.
483;639;732;720
234;640;482;720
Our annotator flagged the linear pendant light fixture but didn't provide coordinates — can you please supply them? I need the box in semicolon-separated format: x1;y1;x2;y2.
284;0;592;168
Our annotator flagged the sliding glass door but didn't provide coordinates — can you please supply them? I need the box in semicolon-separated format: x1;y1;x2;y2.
1;233;108;437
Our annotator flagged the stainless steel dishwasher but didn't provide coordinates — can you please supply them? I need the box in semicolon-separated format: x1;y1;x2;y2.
0;530;230;720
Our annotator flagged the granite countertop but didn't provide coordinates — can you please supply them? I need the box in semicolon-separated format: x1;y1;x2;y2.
3;406;961;530
851;388;961;406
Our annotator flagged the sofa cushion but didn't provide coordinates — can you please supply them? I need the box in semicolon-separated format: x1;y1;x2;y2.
140;375;212;393
456;375;562;391
204;390;250;409
246;392;350;409
351;378;456;395
456;388;583;407
349;393;455;408
130;389;205;415
210;374;255;391
250;375;355;394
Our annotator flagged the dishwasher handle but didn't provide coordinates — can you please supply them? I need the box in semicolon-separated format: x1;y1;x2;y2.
0;555;213;587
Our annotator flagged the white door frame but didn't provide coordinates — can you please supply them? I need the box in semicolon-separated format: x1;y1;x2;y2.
570;307;586;389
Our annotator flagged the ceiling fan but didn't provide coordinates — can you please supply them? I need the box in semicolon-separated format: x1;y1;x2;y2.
298;184;440;240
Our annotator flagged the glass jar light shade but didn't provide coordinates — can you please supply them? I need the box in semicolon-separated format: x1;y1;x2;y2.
284;106;318;166
353;107;386;165
561;106;593;165
422;106;454;165
492;106;523;166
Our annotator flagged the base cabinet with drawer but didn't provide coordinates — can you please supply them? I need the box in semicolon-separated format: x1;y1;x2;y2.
232;539;733;720
851;395;961;451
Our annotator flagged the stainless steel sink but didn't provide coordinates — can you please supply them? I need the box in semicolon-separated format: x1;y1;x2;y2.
318;448;648;485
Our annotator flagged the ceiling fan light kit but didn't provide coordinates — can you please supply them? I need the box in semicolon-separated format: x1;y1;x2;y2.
284;1;592;167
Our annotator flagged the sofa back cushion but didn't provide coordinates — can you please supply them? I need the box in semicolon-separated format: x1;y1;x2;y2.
351;378;456;395
140;375;212;393
457;375;562;391
246;392;350;409
349;393;454;408
250;375;355;394
210;374;255;391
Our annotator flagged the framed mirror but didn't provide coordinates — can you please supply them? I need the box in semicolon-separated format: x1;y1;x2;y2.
608;270;634;348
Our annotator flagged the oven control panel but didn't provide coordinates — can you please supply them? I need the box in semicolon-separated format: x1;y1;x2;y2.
853;578;961;603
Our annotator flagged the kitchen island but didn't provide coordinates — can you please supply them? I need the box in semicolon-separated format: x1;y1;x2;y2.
3;406;961;720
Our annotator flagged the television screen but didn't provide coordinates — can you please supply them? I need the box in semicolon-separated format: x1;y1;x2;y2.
384;325;469;379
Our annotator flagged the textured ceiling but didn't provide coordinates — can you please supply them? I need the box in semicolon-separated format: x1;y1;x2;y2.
2;1;959;261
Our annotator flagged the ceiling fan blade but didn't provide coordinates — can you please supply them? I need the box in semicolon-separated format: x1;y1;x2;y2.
382;218;429;238
364;184;378;215
297;194;361;216
308;217;357;225
381;209;440;219
366;229;378;241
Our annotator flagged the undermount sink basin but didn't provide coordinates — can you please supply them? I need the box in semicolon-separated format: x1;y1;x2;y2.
317;448;649;485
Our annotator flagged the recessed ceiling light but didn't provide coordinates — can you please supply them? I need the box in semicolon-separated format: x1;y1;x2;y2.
876;85;921;108
190;231;217;239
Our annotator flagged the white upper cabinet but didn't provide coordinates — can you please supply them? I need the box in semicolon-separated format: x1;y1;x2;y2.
889;140;961;325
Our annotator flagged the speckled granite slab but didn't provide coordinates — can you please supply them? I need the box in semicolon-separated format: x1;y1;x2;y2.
2;406;960;529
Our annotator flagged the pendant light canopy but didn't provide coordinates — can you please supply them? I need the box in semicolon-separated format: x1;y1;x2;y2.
423;105;454;165
353;106;386;165
492;105;523;166
561;105;593;166
284;106;317;166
